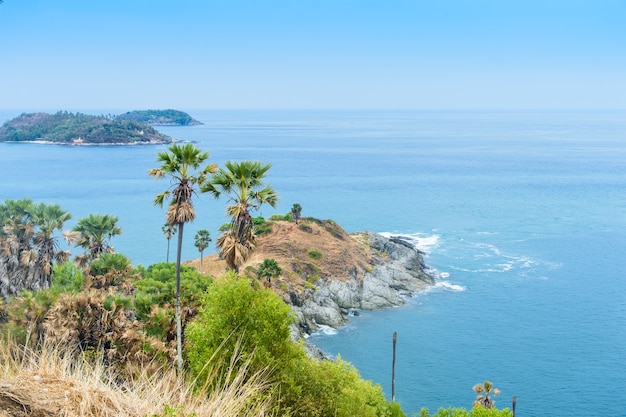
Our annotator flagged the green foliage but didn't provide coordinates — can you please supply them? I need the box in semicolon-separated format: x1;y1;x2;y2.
185;274;297;382
0;111;171;144
50;262;84;293
298;223;313;233
419;407;513;417
257;258;282;281
185;274;401;417
89;253;131;276
269;213;291;221
115;109;200;126
218;222;232;232
253;221;273;236
134;262;212;322
307;249;323;260
290;203;302;224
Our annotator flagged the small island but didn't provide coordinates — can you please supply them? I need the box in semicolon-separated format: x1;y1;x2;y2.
0;111;174;145
115;109;202;126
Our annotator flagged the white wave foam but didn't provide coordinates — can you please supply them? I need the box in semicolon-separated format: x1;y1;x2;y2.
423;280;466;293
314;324;337;336
379;232;440;253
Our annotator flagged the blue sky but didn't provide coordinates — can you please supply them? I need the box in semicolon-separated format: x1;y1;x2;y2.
1;0;625;110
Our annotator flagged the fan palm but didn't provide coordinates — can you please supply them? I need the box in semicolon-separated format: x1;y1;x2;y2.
66;214;121;266
162;223;177;262
291;203;302;224
0;199;71;298
149;143;217;370
202;160;278;273
194;229;211;269
26;202;72;280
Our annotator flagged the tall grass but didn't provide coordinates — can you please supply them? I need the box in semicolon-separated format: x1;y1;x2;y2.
0;336;273;417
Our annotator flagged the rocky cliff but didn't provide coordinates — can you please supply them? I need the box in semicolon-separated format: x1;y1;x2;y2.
289;231;435;334
188;219;435;337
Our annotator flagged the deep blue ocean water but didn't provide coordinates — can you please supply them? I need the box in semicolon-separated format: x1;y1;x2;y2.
1;110;625;416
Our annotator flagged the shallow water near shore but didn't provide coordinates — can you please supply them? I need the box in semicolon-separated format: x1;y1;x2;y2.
1;109;625;416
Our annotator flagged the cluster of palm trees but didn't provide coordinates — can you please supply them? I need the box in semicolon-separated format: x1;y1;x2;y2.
0;199;122;300
1;143;278;371
149;143;279;369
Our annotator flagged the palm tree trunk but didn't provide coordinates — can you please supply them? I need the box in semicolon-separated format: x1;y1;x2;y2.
167;238;170;263
175;222;184;371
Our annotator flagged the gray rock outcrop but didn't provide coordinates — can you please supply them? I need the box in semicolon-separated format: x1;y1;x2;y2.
288;231;435;335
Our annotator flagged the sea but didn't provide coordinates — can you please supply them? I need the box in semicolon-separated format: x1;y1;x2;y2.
1;109;625;416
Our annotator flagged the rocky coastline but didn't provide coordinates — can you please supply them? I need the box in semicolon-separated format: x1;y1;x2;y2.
285;231;435;346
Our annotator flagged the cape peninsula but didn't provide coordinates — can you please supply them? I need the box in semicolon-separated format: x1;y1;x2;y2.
0;111;175;145
186;218;435;337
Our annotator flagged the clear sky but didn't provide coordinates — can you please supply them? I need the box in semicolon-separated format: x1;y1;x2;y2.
1;0;625;110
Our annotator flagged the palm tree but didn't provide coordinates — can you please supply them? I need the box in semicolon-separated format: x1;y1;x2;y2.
473;381;501;409
26;202;72;284
149;143;217;370
202;160;279;273
66;214;121;266
193;229;211;270
162;223;177;262
291;203;302;224
0;199;71;299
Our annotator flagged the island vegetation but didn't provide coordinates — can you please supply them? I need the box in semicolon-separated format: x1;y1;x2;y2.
0;111;173;144
0;144;515;417
115;109;202;126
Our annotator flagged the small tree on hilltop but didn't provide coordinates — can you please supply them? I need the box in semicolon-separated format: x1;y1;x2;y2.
194;229;212;270
291;203;302;224
257;258;282;286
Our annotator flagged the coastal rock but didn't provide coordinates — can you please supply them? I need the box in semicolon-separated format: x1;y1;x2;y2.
290;231;435;334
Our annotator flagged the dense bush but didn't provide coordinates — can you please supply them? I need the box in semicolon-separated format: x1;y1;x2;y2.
185;274;402;417
134;263;212;339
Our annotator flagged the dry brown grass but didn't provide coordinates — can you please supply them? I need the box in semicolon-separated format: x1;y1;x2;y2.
0;337;272;417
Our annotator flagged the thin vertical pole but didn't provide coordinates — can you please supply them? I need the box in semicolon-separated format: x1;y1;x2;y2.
392;331;397;403
512;396;517;417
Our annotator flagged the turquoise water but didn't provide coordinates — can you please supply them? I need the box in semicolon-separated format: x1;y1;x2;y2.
1;110;625;416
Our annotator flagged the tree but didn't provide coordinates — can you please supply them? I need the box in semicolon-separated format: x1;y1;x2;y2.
473;381;501;409
291;203;302;224
202;160;279;272
194;229;211;269
149;143;217;370
0;199;72;299
26;202;72;281
162;223;176;262
66;214;121;266
257;258;281;285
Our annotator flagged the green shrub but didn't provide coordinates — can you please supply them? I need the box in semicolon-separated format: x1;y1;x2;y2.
50;262;84;293
134;262;212;330
308;250;323;260
185;274;300;385
184;274;402;417
298;223;313;233
89;253;131;276
269;213;291;221
254;221;273;236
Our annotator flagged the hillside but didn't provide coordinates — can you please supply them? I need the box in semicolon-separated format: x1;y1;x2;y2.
186;218;435;332
187;218;374;288
0;111;173;144
115;109;202;126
